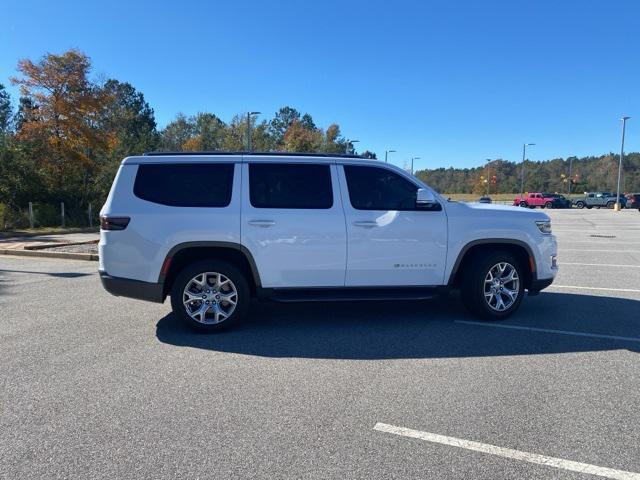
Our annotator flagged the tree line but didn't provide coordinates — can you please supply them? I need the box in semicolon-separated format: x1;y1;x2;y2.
0;50;373;228
1;50;639;228
415;153;640;195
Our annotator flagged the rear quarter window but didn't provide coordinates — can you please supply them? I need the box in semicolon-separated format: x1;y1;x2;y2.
133;163;234;207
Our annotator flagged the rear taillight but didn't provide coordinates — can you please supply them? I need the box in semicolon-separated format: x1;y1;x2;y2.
100;215;130;231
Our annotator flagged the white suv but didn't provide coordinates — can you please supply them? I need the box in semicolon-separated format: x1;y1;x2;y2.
99;153;558;331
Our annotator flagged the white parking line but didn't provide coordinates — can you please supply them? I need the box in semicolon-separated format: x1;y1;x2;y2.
559;241;640;246
561;262;640;268
558;249;637;253
373;423;640;480
550;285;640;293
455;320;640;343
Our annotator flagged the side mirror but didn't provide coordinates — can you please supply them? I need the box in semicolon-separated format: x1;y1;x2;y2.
416;188;437;207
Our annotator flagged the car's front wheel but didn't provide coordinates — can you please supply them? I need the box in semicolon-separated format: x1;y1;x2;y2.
461;252;525;320
170;260;250;332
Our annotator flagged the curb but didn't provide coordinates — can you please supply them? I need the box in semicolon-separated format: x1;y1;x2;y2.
0;248;98;261
24;240;99;251
0;227;99;239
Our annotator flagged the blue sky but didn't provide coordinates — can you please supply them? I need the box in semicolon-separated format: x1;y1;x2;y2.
2;0;638;169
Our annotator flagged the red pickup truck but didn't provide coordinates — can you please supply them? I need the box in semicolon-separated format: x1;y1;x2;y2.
513;192;558;208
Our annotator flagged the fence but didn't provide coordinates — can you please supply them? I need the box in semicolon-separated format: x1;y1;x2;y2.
0;202;98;230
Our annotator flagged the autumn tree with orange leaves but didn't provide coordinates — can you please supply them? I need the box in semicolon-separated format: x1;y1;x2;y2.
11;50;113;204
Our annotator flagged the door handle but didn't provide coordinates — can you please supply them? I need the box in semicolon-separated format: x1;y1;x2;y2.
248;220;276;227
352;220;378;228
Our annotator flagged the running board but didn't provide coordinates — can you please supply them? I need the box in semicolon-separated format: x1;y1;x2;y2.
262;287;445;303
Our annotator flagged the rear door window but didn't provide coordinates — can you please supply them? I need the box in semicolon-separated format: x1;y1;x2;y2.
134;163;234;207
249;163;333;209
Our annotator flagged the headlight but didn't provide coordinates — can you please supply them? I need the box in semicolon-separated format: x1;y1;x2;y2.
536;220;552;234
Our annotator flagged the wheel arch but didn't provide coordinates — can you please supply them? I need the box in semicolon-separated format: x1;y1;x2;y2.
448;239;536;289
159;242;261;298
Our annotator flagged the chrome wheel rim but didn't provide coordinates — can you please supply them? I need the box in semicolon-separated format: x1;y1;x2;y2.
183;272;238;324
484;262;520;311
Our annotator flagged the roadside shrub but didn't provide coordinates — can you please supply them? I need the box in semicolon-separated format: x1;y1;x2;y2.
32;203;60;227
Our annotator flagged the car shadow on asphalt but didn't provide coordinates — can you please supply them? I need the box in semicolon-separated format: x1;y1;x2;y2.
0;269;93;298
0;269;92;278
155;292;640;359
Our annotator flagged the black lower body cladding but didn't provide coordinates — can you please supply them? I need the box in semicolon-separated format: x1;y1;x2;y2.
99;271;164;303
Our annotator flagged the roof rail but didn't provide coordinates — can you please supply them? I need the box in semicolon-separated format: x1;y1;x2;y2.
143;151;365;159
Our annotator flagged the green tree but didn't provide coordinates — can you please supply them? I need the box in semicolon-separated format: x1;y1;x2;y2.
102;79;158;155
0;84;12;134
250;119;276;151
269;106;300;146
14;96;38;132
220;114;247;150
160;113;194;151
92;80;159;201
0;144;45;227
269;107;316;147
182;113;226;151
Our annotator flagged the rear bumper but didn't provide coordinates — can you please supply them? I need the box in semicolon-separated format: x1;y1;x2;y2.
99;270;165;303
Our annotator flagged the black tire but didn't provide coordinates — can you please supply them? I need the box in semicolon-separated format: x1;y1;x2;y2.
606;201;615;209
545;201;553;209
586;205;592;209
461;251;525;320
170;259;250;332
519;201;527;208
576;201;585;209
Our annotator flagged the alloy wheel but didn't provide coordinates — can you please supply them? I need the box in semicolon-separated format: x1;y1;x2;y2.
183;272;238;324
483;262;520;311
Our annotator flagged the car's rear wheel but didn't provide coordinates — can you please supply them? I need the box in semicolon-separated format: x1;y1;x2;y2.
576;201;585;209
519;201;527;208
606;201;615;209
170;260;250;332
461;251;525;320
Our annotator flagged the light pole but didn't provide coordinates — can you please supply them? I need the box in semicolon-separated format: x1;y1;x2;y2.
246;111;261;151
411;157;421;175
345;139;359;154
615;116;631;211
485;159;491;195
520;143;535;197
567;156;574;195
385;149;396;163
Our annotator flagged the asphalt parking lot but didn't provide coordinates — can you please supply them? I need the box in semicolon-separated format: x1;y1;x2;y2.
1;208;639;479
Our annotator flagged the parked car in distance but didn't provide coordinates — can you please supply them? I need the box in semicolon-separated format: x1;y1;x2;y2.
626;193;640;209
99;152;558;332
573;192;627;209
513;192;561;209
607;193;629;208
544;193;572;209
478;196;492;204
